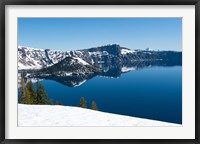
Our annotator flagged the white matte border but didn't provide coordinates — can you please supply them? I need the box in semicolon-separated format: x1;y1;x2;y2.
5;5;195;139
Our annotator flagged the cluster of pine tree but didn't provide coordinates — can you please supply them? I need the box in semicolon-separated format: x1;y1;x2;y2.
19;77;49;105
19;76;99;110
79;97;98;111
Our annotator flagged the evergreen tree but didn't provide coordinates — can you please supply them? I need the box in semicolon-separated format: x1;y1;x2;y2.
49;99;54;105
80;97;87;108
26;80;36;104
35;80;49;104
56;101;62;105
35;80;40;104
91;101;98;110
20;76;26;104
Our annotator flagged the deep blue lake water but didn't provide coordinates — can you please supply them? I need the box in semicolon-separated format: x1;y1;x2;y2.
34;66;182;124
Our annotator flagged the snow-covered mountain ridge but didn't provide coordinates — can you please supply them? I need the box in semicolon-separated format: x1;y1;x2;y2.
18;44;182;70
18;44;135;70
18;46;67;69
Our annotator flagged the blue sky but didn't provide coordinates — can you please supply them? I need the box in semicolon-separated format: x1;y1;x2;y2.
18;18;182;51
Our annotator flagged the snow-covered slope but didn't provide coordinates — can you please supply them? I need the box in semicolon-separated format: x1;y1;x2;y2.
18;46;91;70
18;46;67;70
18;104;181;126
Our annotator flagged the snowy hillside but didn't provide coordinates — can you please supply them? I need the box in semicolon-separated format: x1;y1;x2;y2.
18;46;92;70
18;104;181;126
18;46;67;70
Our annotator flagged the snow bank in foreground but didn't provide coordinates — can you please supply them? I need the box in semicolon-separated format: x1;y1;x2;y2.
18;104;181;127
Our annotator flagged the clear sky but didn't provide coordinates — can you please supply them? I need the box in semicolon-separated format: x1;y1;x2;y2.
18;18;182;51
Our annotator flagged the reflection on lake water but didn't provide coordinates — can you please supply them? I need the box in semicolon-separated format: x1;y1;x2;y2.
19;60;182;124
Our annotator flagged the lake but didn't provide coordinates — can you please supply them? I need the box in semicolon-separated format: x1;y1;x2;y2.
33;66;182;124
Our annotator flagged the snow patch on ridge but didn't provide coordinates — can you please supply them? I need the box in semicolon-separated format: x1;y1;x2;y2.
73;57;89;65
121;49;135;55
